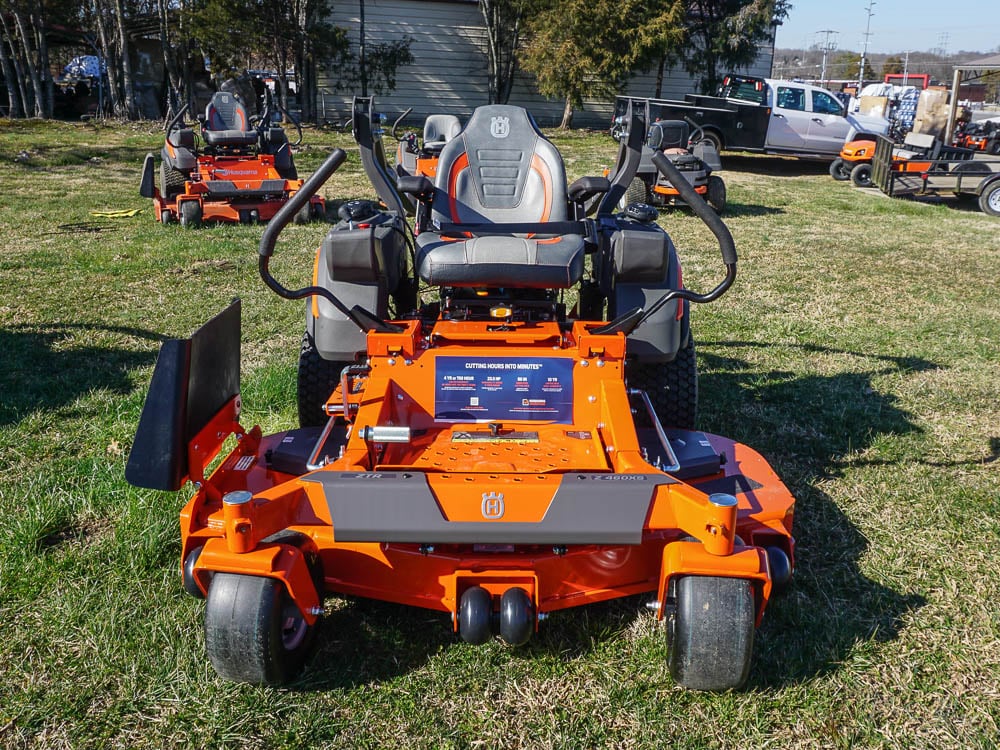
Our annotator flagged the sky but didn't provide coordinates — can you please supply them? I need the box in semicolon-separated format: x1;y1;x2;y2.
775;1;999;56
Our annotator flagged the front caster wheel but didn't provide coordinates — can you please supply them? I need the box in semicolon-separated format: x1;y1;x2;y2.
499;587;534;646
204;573;317;685
458;586;493;645
667;575;755;691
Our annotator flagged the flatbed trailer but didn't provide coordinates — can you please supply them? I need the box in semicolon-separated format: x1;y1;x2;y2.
871;134;1000;215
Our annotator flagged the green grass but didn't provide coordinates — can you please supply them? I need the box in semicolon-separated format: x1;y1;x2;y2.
1;118;998;749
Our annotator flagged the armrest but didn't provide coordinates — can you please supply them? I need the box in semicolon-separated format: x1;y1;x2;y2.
397;175;434;201
568;176;610;203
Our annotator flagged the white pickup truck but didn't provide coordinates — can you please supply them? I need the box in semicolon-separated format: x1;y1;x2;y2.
615;74;890;159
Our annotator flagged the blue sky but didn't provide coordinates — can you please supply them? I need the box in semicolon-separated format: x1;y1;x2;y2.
775;1;998;56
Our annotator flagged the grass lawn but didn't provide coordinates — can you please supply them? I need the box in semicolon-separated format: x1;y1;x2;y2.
0;118;998;749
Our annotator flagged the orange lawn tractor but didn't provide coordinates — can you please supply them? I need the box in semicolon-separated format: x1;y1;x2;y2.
126;98;796;691
829;137;877;184
139;90;325;227
611;118;726;214
953;119;1000;155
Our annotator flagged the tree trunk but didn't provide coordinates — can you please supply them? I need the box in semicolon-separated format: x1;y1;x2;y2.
112;0;137;117
12;10;44;117
655;54;666;99
158;0;182;119
93;0;122;116
0;15;25;117
559;95;573;129
31;9;53;118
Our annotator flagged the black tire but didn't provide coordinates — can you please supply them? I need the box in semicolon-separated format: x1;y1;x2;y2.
458;586;493;645
619;176;650;211
979;181;1000;217
179;200;202;228
987;139;1000;156
829;157;851;181
311;202;326;222
297;331;350;427
160;208;174;224
850;162;872;188
706;175;726;214
627;334;698;430
160;161;187;200
204;573;317;685
667;575;755;691
698;130;723;153
293;202;312;225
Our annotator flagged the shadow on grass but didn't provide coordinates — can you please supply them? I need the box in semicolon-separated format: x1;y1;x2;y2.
723;153;831;177
697;340;934;688
0;323;162;427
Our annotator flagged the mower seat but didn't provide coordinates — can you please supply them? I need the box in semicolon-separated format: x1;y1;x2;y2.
202;92;259;148
422;114;462;153
415;105;584;288
648;121;689;151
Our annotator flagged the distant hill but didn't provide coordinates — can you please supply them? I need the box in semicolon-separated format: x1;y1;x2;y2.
773;47;995;85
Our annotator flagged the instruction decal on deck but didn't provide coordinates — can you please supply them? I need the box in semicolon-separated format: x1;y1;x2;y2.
435;356;574;423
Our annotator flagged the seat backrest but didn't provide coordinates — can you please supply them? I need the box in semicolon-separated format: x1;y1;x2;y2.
423;114;462;147
647;120;688;151
431;105;569;226
205;92;249;132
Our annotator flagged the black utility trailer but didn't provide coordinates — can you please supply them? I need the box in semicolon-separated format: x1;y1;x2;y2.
871;134;1000;216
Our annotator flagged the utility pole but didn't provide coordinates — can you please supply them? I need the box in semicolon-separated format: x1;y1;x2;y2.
858;0;875;91
817;30;838;88
902;50;909;86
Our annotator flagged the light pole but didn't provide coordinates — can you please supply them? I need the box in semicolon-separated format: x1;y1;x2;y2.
858;0;875;91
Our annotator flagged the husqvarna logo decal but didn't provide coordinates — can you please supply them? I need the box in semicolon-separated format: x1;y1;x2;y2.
490;116;510;138
481;491;505;519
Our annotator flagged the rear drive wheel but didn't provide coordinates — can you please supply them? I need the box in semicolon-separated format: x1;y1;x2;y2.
979;181;1000;216
706;175;726;214
619;176;650;210
850;162;873;188
179;200;202;228
293;202;312;225
297;331;350;427
204;573;317;685
160;161;187;200
627;334;697;430
829;157;851;181
667;575;755;691
311;202;326;222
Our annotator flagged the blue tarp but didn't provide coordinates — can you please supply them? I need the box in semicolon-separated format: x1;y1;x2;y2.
62;55;105;79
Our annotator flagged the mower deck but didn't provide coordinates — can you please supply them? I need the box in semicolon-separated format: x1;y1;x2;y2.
178;318;793;631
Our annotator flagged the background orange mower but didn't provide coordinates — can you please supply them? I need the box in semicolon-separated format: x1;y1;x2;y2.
140;90;324;227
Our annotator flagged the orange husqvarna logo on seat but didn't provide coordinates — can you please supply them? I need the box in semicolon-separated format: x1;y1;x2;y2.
490;116;510;138
481;491;505;519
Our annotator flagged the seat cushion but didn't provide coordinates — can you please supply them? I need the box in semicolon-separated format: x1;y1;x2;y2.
203;129;259;147
416;233;584;288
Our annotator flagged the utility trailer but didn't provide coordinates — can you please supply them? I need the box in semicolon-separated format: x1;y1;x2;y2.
870;134;1000;215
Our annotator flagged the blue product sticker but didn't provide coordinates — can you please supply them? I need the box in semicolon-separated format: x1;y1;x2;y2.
435;356;574;423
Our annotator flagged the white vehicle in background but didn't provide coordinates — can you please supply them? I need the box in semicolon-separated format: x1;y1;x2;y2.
615;74;890;159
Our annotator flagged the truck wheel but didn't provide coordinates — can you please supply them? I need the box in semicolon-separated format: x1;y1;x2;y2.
667;575;755;691
698;130;722;153
979;181;1000;216
627;334;697;430
297;331;350;427
850;163;873;188
829;158;851;181
619;177;650;210
706;175;726;214
204;573;317;685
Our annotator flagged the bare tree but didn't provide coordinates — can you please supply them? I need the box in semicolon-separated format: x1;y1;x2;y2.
480;0;529;104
